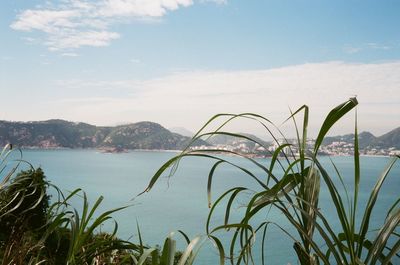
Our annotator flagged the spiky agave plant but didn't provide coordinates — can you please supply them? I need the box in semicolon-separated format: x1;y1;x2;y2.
144;98;400;264
50;190;135;264
42;181;209;264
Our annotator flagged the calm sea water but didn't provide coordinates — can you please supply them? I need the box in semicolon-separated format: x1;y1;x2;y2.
15;149;400;264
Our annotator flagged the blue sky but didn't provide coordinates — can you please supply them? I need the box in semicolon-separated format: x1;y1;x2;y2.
1;0;399;136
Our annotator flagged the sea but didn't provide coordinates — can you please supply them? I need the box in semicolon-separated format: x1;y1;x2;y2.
10;149;400;264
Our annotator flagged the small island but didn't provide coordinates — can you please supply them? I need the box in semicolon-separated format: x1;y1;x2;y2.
98;146;128;153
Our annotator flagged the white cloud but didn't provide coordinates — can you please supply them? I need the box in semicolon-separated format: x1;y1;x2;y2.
51;61;400;136
10;0;201;51
20;37;37;43
97;0;193;17
60;52;80;57
46;30;120;50
11;9;81;33
55;78;142;89
201;0;227;5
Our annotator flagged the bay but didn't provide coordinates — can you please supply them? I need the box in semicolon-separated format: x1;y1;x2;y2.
15;149;400;264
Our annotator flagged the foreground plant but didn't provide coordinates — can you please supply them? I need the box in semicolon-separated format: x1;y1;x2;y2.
0;145;207;265
145;98;400;264
0;145;135;264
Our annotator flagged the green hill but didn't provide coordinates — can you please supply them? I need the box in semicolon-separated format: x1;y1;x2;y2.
322;128;400;149
372;127;400;149
101;122;196;150
0;120;206;150
323;131;376;149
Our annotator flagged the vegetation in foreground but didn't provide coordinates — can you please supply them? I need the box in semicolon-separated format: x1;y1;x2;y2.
0;98;399;264
146;98;400;264
0;146;200;264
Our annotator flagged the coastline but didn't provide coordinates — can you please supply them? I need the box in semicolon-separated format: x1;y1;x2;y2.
19;147;182;153
15;147;396;158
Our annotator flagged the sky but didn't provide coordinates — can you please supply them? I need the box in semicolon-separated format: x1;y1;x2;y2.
1;0;399;138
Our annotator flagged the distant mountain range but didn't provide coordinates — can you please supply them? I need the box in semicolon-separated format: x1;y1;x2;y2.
0;120;206;151
0;119;399;152
322;127;400;149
